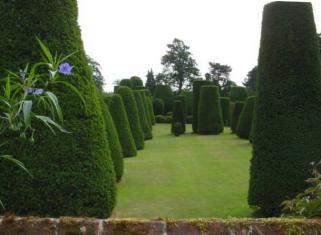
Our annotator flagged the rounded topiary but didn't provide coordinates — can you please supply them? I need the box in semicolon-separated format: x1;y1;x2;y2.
100;98;124;182
231;102;244;133
198;85;224;134
153;85;174;113
104;94;137;158
153;98;165;115
146;97;156;125
248;2;321;216
175;95;187;119
220;97;230;126
133;90;153;140
119;79;133;88
230;86;248;102
180;91;193;115
236;96;255;139
116;86;145;150
192;80;213;133
171;100;186;134
130;76;143;88
0;0;116;218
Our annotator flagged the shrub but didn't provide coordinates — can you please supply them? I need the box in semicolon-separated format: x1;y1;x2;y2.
230;86;248;102
139;91;152;129
171;100;186;134
133;90;153;140
198;85;224;134
146;97;156;125
130;76;143;88
104;94;137;158
0;0;116;218
248;1;321;216
236;96;255;139
153;98;165;115
155;115;171;123
172;122;184;136
220;97;230;126
174;95;187;119
231;102;244;133
100;98;124;182
179;91;193;115
192;80;213;133
119;79;133;88
116;86;145;150
153;85;174;113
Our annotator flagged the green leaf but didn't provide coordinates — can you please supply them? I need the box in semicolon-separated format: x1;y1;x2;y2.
36;37;53;63
22;100;32;126
35;115;70;134
5;76;11;99
45;91;63;121
0;155;32;177
57;51;79;65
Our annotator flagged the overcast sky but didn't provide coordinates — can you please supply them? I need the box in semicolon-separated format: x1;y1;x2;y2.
77;0;321;91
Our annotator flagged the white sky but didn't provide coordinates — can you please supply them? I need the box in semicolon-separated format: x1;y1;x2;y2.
77;0;321;91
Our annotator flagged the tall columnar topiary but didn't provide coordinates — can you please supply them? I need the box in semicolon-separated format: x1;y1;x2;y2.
180;91;193;115
192;80;212;133
153;98;165;115
130;76;143;88
175;95;187;119
146;97;156;125
133;90;153;140
230;86;248;102
198;85;224;134
116;86;145;150
0;0;116;218
171;100;186;134
231;102;244;133
119;79;133;88
100;98;124;182
153;85;174;113
248;1;321;216
220;97;230;126
139;90;152;129
236;96;255;139
104;94;137;158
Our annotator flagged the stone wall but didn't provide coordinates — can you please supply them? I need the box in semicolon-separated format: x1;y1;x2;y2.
1;215;321;235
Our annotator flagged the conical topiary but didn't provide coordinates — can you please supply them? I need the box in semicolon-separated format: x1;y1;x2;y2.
231;102;244;133
104;94;137;158
116;86;145;150
174;95;187;119
171;100;186;134
198;85;224;134
220;97;230;126
146;97;156;125
236;96;255;139
0;0;116;218
248;1;321;216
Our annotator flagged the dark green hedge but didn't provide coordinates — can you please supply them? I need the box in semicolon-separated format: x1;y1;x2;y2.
153;85;174;113
119;79;133;88
171;100;186;134
139;91;152;129
130;76;143;88
179;91;193;115
116;86;145;150
153;98;165;115
0;0;116;218
146;97;156;125
231;102;244;133
174;95;187;119
192;80;213;133
198;85;224;134
220;97;230;127
104;94;137;158
133;90;153;140
230;86;248;102
248;1;321;217
155;115;171;123
236;96;255;139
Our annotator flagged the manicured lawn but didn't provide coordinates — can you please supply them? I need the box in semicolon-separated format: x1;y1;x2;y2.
112;124;252;219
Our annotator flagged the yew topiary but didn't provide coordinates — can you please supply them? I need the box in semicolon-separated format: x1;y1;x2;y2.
231;102;244;133
153;98;164;115
236;96;255;139
220;97;230;127
230;86;248;102
171;100;186;134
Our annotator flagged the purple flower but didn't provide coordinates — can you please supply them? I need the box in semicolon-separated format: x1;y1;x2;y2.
33;89;44;95
59;62;73;75
25;87;34;94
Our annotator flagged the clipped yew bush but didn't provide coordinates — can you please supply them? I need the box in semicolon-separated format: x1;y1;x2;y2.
153;85;174;113
104;94;137;158
171;100;186;134
180;91;193;115
130;76;143;88
230;86;248;102
146;97;156;125
175;95;187;119
236;96;255;139
198;85;224;134
192;80;212;133
0;0;116;218
231;102;244;133
119;79;133;88
133;90;153;140
153;98;165;115
220;97;230;126
116;86;145;150
248;1;321;216
139;91;152;129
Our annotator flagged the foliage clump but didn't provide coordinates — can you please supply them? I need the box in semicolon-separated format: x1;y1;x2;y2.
230;86;248;102
153;85;174;113
153;99;165;115
220;97;230;127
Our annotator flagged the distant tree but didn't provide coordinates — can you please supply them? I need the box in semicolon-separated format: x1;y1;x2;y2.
113;79;121;86
207;62;233;96
161;38;200;92
87;56;104;91
243;66;258;95
155;72;167;85
145;69;156;93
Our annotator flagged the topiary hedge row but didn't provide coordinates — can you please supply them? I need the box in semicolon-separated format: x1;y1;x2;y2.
198;85;224;134
230;86;248;102
236;96;255;139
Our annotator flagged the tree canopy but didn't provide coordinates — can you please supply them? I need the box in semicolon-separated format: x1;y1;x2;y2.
87;56;105;91
145;69;156;93
243;66;258;95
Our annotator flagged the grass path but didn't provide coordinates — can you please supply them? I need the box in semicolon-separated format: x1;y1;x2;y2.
112;124;252;219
